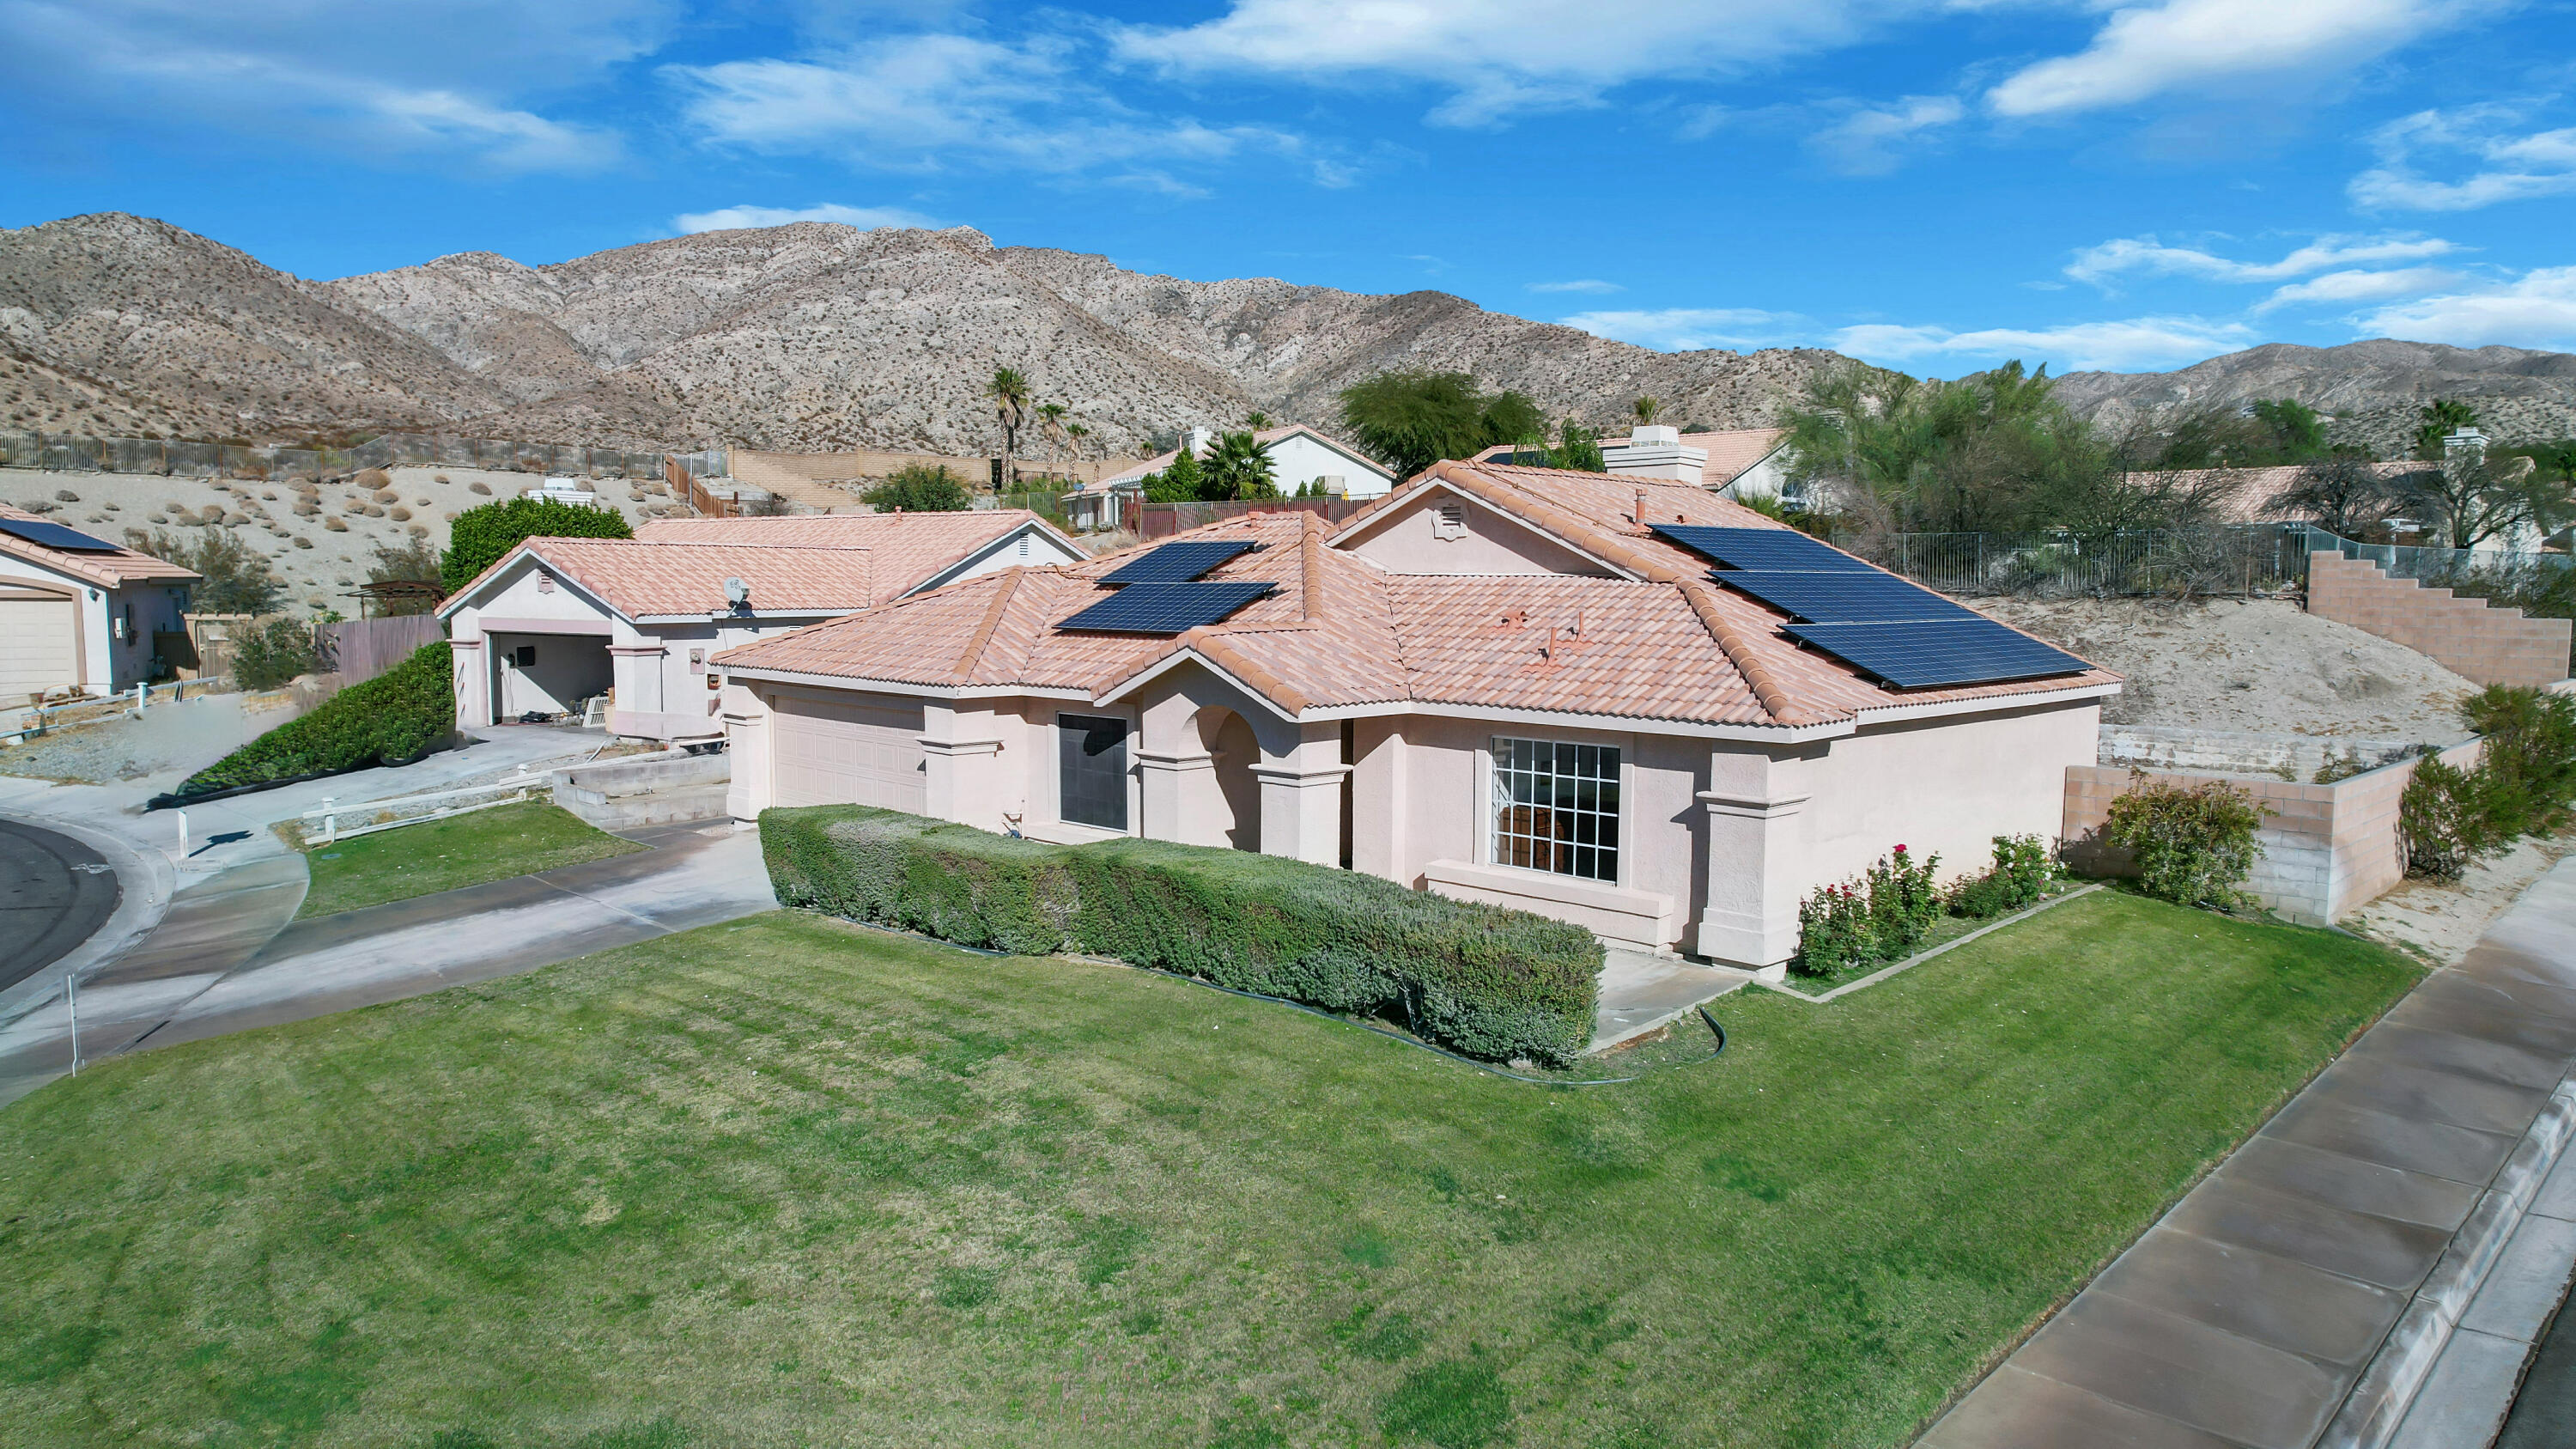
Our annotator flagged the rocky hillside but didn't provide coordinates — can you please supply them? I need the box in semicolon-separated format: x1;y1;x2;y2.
2057;340;2576;456
1;213;1844;455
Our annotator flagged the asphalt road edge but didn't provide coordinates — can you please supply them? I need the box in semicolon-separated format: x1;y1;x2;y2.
0;809;175;1028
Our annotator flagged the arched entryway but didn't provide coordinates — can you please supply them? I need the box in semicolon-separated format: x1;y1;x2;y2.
1199;706;1262;853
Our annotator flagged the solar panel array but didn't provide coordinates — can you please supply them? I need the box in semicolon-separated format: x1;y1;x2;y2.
0;517;121;552
1099;539;1259;585
1059;581;1277;635
1651;521;2087;688
1649;523;1872;572
1783;622;2090;689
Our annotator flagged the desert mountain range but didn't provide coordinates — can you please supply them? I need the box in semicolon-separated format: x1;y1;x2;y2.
3;211;2572;461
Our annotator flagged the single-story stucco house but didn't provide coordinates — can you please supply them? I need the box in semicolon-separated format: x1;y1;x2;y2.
439;509;1080;744
1477;425;1799;504
1064;424;1397;531
0;504;200;703
714;462;2118;971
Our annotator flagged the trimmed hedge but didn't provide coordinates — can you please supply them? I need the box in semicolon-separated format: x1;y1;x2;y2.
760;805;1604;1065
173;642;456;799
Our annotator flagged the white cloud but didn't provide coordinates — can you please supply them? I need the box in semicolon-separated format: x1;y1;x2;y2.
672;203;940;234
0;0;658;171
1110;0;1903;126
2354;267;2576;350
671;33;1315;180
1527;279;1623;294
2350;105;2576;210
1807;94;1963;174
1558;307;1803;351
1987;0;2499;118
1833;316;2253;372
2252;266;2461;311
2066;232;2463;286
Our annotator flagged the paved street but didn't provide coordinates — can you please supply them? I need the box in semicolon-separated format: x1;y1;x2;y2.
0;819;119;992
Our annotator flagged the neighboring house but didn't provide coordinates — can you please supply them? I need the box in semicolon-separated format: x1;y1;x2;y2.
1066;424;1397;531
716;461;2117;971
440;510;1081;744
0;504;198;703
1479;426;1801;504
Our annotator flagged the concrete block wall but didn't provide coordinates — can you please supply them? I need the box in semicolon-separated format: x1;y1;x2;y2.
2063;738;2483;926
2309;551;2572;687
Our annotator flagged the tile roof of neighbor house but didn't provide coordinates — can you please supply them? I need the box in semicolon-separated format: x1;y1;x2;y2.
1084;424;1390;493
444;538;881;621
632;509;1063;598
717;460;2119;732
0;503;202;588
1478;428;1791;486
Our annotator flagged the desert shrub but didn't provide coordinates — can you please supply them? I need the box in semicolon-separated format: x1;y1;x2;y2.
172;642;453;799
2400;751;2488;880
123;526;284;614
2102;771;2270;909
2461;684;2576;837
758;806;1602;1064
864;464;975;513
440;495;631;591
230;618;321;691
1948;833;2062;918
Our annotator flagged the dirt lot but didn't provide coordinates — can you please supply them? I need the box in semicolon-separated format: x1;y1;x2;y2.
1979;595;2477;740
2350;833;2574;965
1;466;670;611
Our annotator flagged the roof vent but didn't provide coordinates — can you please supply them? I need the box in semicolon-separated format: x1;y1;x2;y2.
723;576;750;607
1432;502;1467;540
1605;425;1707;486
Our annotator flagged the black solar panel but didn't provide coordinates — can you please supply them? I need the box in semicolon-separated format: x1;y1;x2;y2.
1783;620;2089;688
1060;581;1276;634
1715;569;1978;624
0;517;121;551
1649;524;1871;572
1099;539;1260;585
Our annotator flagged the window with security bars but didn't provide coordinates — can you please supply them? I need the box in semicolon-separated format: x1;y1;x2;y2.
1490;738;1619;882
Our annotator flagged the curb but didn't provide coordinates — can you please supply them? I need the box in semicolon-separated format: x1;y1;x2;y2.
0;809;175;1027
2319;1072;2576;1449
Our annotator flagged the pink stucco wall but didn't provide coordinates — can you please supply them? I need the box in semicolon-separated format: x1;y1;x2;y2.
1340;489;1618;575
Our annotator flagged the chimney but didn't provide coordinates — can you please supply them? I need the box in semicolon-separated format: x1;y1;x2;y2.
1605;423;1706;487
1185;425;1213;455
2443;427;2488;460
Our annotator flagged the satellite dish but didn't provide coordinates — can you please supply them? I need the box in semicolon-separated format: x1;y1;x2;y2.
723;576;750;607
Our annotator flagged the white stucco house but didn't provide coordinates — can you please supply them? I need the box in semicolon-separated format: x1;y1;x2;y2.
438;510;1080;744
715;461;2118;971
1064;424;1397;531
0;504;199;703
1481;426;1800;505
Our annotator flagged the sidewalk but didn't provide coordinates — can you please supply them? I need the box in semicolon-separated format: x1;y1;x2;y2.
1922;856;2576;1449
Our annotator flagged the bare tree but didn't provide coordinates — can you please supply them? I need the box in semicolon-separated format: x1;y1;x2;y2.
2397;454;2567;550
2264;455;2392;538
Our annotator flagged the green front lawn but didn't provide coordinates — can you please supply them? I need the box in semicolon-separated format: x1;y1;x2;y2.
295;800;647;918
0;892;2417;1448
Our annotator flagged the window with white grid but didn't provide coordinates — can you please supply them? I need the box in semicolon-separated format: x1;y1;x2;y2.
1490;738;1620;882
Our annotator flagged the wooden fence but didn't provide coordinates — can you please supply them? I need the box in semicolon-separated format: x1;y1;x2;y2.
319;614;444;684
665;457;737;517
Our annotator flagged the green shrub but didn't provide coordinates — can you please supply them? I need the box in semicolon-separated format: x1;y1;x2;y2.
440;496;632;593
1792;843;1942;976
2102;771;2270;910
174;642;454;798
2400;750;2488;880
1795;882;1870;973
231;618;321;691
2461;684;2576;837
757;806;1602;1065
1947;834;2062;919
862;464;975;513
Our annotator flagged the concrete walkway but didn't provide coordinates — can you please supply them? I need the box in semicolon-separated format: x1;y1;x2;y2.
0;822;775;1108
1923;855;2576;1449
1590;947;1751;1050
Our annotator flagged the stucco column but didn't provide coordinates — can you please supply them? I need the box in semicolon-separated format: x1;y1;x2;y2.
1695;746;1814;975
721;683;770;822
920;700;1010;829
609;642;665;740
1347;718;1405;880
1255;721;1349;866
1135;747;1221;844
447;637;488;730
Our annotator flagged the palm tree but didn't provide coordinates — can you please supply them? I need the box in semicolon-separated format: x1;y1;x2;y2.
1200;431;1279;500
1066;423;1092;478
1245;411;1272;429
2413;398;2477;460
987;367;1030;491
1035;402;1070;481
1633;396;1660;425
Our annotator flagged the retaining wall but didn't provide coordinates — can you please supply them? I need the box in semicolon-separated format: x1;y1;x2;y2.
552;750;732;830
2064;738;2483;926
2096;723;2437;781
2310;551;2572;687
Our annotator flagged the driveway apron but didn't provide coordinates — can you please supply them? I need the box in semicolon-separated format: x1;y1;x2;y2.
1922;857;2576;1449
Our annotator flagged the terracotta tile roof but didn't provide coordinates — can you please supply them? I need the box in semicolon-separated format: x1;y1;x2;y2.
455;538;878;620
1672;429;1790;485
0;504;201;588
633;510;1059;597
719;472;2118;731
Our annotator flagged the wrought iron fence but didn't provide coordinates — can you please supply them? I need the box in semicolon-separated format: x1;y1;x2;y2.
1828;524;2315;598
0;429;726;483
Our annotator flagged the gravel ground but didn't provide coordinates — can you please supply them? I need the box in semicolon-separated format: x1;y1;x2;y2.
1978;595;2478;739
1;465;671;612
0;691;307;784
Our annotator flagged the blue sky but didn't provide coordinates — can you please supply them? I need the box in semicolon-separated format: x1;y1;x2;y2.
4;0;2573;377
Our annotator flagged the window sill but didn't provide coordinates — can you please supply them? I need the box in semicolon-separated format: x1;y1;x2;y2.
1021;819;1132;846
1421;859;1674;947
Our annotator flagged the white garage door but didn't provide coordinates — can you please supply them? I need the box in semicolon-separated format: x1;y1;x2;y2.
772;691;927;811
0;595;78;703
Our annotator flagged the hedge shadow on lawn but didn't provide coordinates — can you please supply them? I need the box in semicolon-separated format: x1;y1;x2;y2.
759;804;1604;1066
